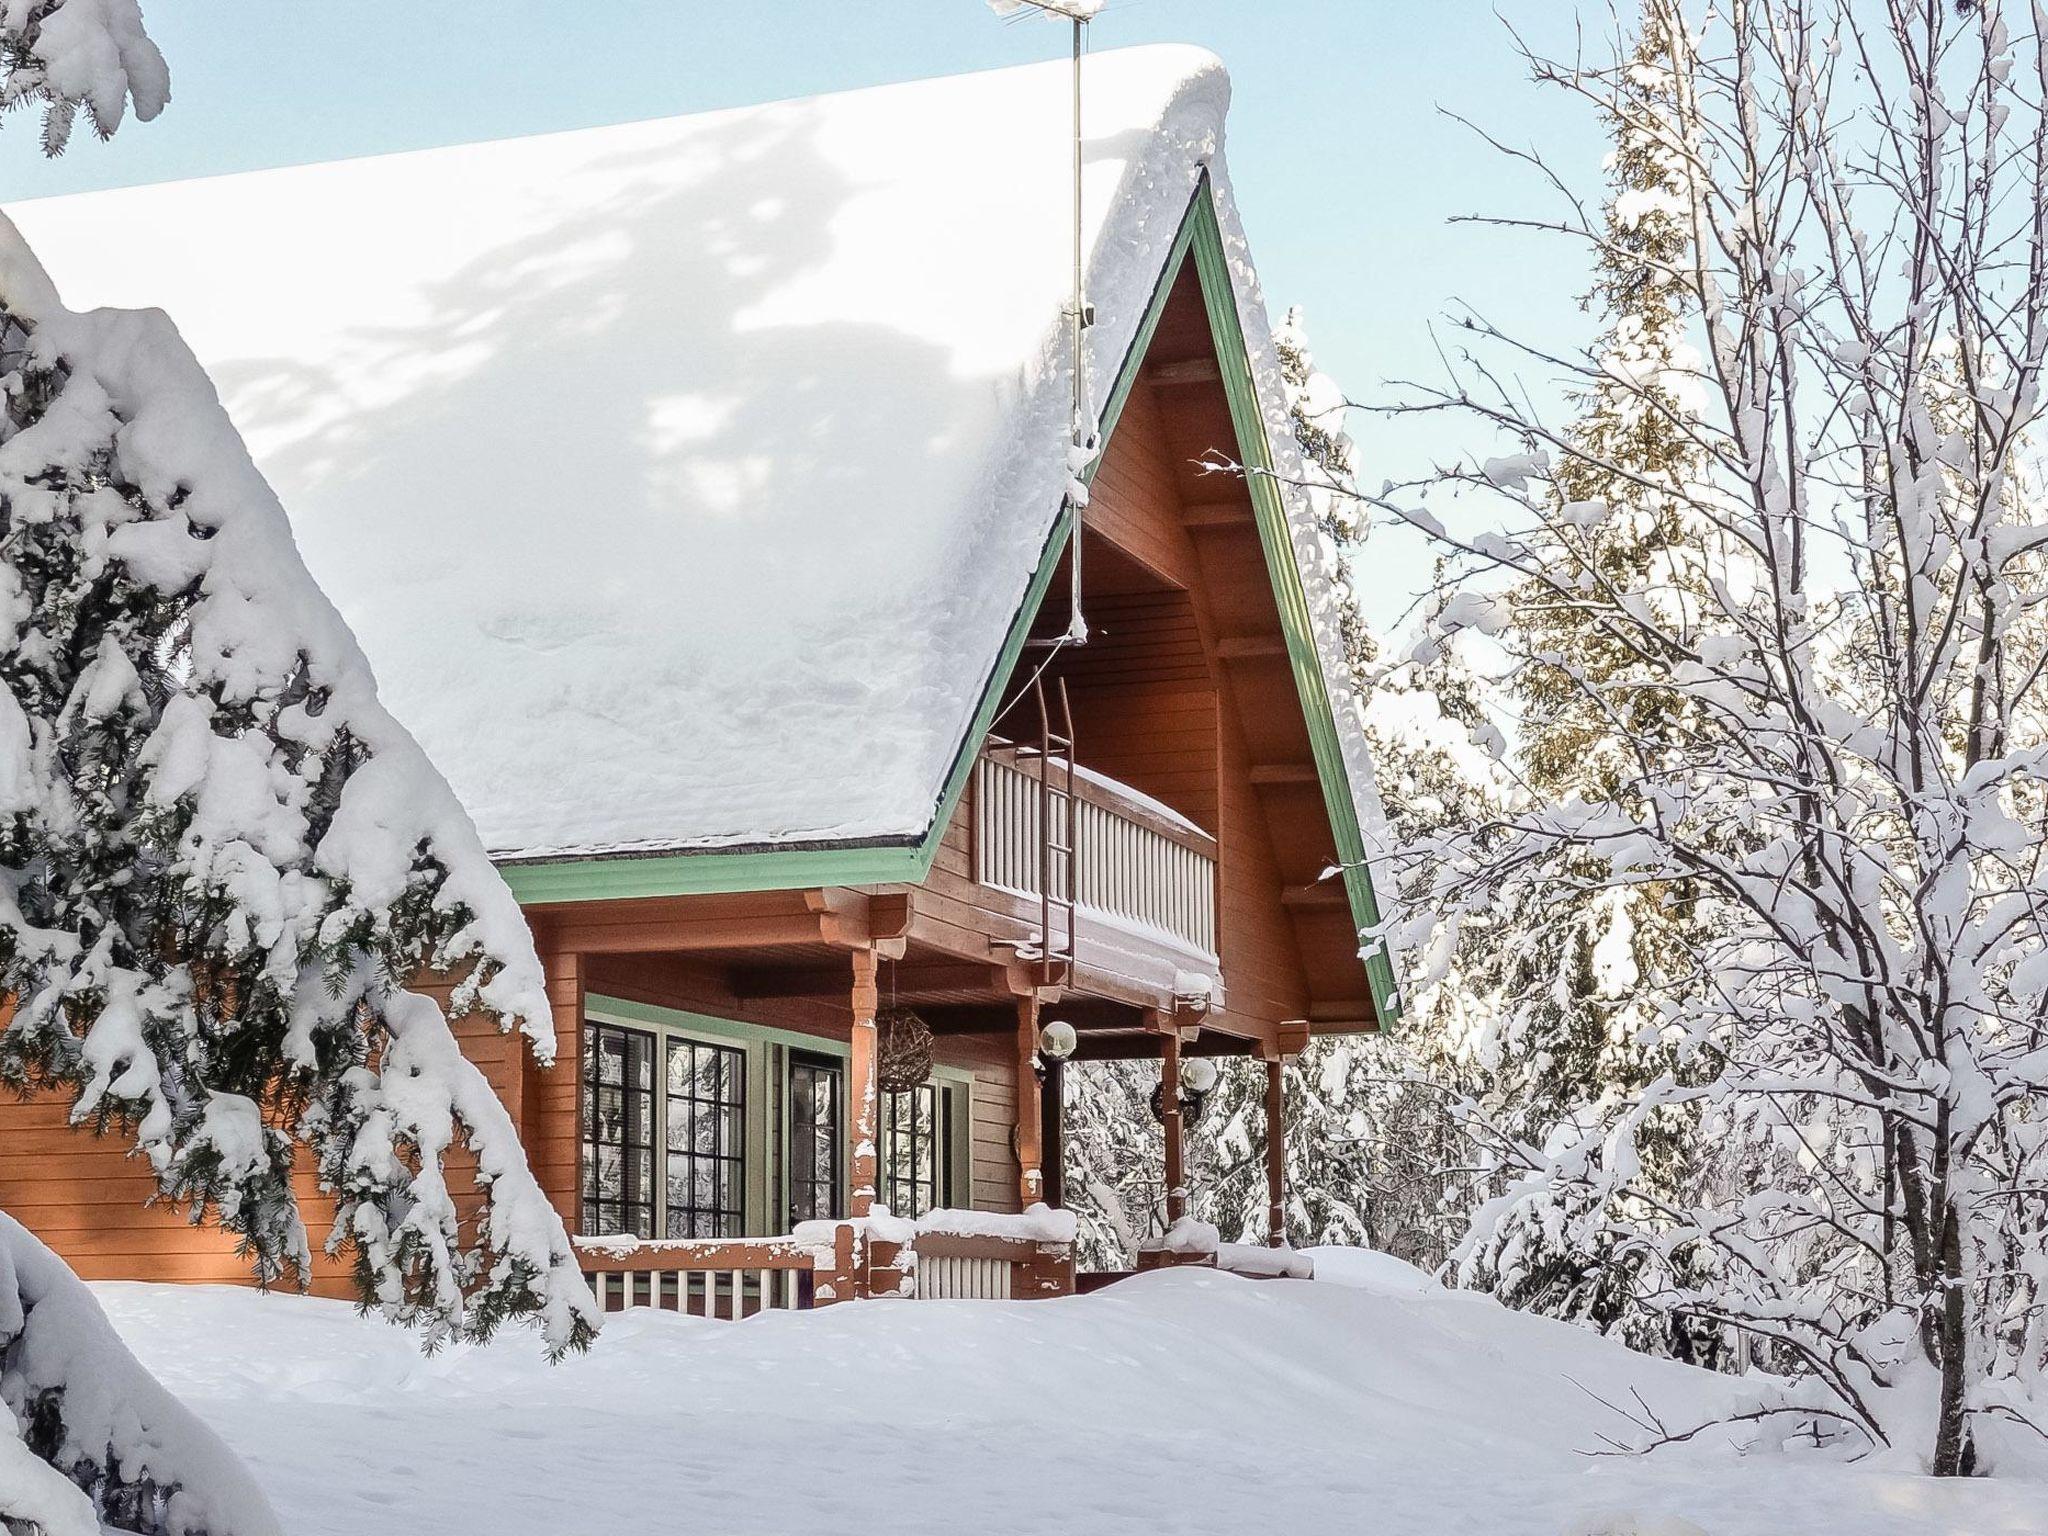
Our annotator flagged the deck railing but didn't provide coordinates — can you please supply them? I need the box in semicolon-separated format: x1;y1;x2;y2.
575;1236;818;1317
975;745;1219;957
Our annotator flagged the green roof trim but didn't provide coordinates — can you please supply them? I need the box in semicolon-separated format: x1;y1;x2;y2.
1179;190;1402;1027
498;180;1402;1028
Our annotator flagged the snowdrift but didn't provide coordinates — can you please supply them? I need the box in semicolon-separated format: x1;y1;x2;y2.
93;1261;2043;1536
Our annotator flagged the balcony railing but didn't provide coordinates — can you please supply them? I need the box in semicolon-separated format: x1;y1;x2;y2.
974;744;1218;957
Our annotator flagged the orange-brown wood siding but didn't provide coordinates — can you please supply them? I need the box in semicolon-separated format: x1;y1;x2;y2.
1043;377;1315;1045
0;988;529;1295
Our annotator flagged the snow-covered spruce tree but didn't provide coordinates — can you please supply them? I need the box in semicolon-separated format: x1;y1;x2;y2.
0;214;595;1353
0;0;169;155
0;5;593;1528
1381;0;2048;1473
1445;17;1735;1368
0;1214;281;1536
0;0;590;1357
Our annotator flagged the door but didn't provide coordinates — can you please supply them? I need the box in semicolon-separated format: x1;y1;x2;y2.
786;1051;843;1226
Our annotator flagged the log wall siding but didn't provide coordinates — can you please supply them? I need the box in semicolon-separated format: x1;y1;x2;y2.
934;1030;1023;1216
0;985;526;1296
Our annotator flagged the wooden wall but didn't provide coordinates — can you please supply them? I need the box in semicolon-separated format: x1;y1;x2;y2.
1028;377;1315;1047
0;987;524;1296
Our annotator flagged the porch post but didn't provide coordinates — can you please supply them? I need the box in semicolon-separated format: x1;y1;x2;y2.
1014;993;1044;1207
1265;1056;1287;1247
1161;1026;1186;1225
849;948;880;1218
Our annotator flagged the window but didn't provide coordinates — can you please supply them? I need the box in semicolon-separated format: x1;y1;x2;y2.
581;1022;745;1239
787;1053;842;1224
582;1024;656;1237
882;1083;945;1219
664;1037;746;1238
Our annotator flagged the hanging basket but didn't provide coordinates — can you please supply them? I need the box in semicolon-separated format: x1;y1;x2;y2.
876;1006;934;1094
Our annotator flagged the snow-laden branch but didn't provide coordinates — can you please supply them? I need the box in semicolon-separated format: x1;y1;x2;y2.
0;215;596;1356
0;1213;280;1535
1368;0;2048;1476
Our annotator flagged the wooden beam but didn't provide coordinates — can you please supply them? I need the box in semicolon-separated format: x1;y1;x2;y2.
1307;1000;1377;1027
1249;762;1319;786
1181;501;1253;531
1281;883;1349;911
542;914;829;955
1214;635;1287;662
732;960;1002;1002
1146;356;1221;386
867;891;914;942
1071;1031;1258;1061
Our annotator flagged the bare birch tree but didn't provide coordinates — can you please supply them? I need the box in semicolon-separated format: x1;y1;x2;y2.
1375;0;2048;1474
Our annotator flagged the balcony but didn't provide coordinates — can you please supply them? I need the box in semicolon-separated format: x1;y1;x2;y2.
973;742;1220;988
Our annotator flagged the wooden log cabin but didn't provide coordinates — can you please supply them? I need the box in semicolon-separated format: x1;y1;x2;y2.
5;46;1399;1311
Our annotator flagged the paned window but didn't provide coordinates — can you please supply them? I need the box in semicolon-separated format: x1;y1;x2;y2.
882;1082;944;1218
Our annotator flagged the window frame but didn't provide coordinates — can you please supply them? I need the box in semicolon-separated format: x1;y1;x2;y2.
581;1022;659;1238
881;1069;976;1219
785;1049;844;1226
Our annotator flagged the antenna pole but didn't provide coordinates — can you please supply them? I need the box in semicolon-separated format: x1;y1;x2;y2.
1009;0;1091;651
1065;12;1087;643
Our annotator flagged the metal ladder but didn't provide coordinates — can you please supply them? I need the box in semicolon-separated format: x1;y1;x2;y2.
1033;675;1078;988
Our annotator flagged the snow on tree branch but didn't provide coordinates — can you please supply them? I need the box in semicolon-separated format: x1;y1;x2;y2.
0;215;597;1356
1374;0;2048;1476
0;1213;280;1535
0;0;168;155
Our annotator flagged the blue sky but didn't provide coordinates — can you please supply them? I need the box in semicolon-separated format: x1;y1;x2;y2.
3;0;1616;618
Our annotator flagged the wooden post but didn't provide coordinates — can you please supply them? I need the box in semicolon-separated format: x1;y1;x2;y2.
1041;1054;1066;1210
849;948;880;1218
1161;1026;1185;1225
1265;1056;1287;1247
1014;993;1044;1208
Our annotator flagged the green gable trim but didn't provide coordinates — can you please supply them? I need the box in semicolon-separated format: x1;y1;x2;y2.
1180;190;1401;1026
498;179;1402;1028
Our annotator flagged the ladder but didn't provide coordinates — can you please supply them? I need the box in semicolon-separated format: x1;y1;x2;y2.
1033;675;1078;988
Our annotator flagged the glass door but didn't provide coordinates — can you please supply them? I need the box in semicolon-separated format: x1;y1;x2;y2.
786;1051;843;1226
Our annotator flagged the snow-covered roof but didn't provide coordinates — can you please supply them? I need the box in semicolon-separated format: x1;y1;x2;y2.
12;47;1370;875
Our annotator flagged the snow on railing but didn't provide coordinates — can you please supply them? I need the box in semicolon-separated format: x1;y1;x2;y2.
976;746;1218;956
575;1211;1078;1311
911;1206;1078;1301
574;1234;823;1317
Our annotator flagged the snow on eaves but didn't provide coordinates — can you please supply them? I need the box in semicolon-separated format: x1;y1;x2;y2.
9;46;1387;896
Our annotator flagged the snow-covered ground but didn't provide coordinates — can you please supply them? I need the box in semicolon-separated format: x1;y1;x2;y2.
96;1259;2043;1536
